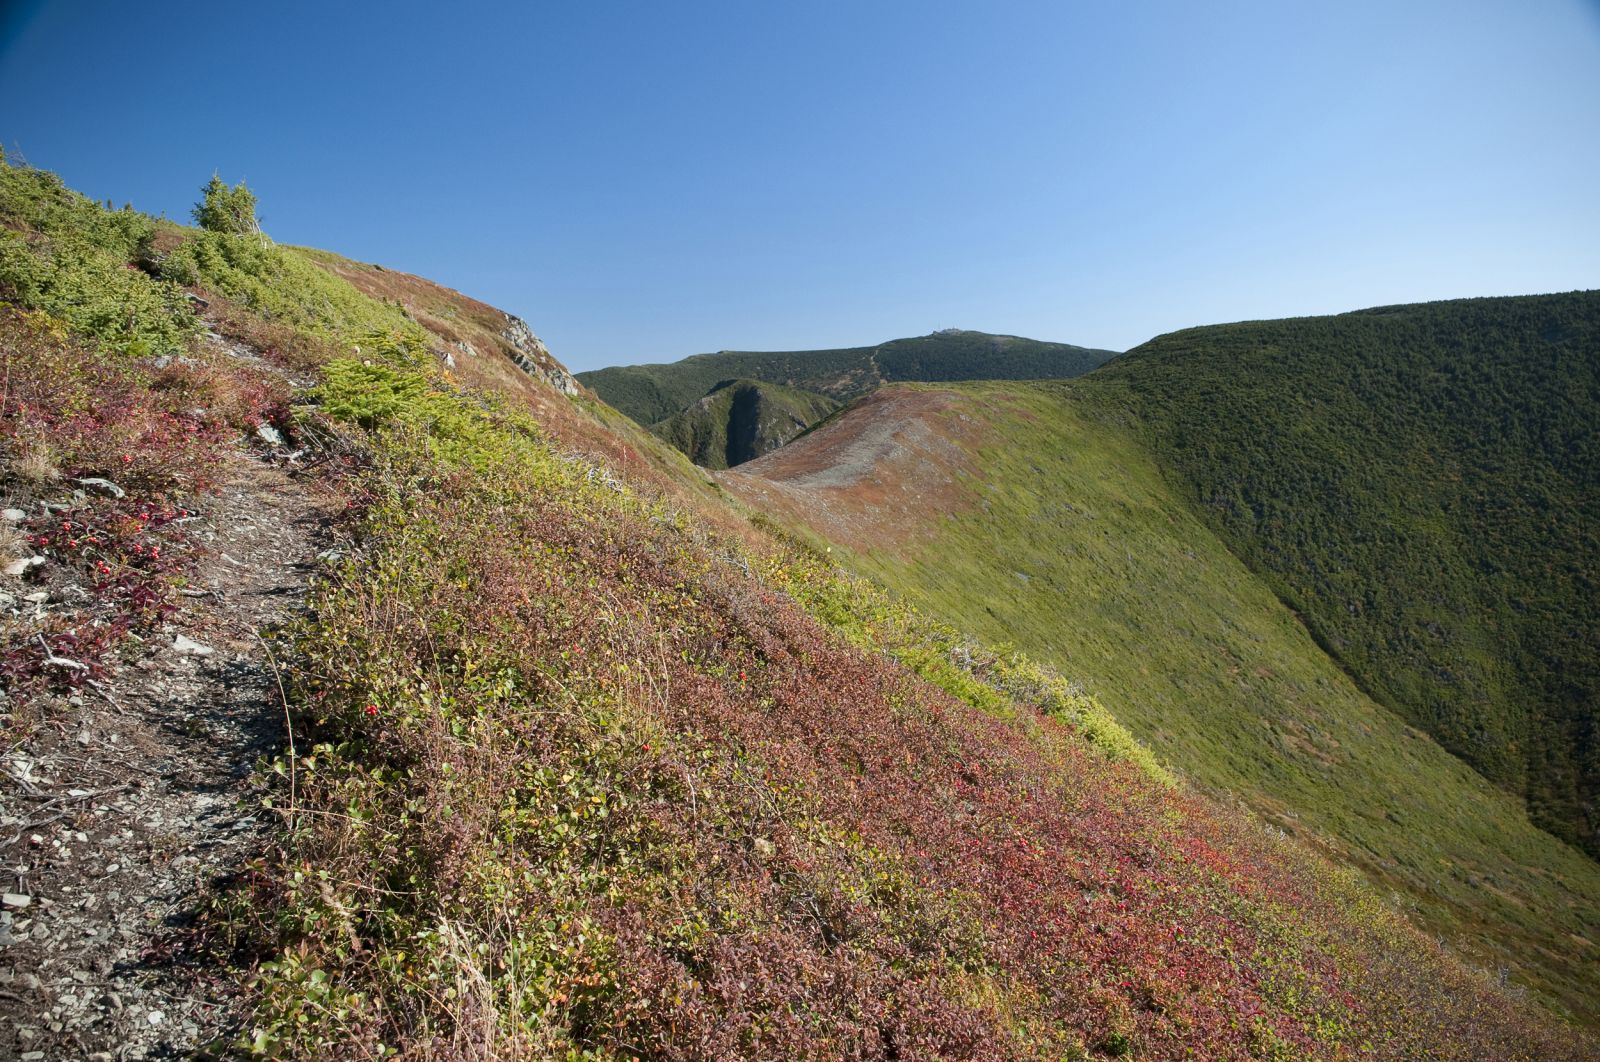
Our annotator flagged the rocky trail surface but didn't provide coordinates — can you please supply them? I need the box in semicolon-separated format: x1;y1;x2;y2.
0;442;325;1059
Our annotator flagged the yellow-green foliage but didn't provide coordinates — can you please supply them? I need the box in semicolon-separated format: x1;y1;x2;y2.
310;330;564;476
761;541;1173;784
161;231;414;342
0;161;200;355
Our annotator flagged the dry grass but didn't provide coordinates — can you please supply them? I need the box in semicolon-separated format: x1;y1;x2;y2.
0;521;27;562
10;435;61;485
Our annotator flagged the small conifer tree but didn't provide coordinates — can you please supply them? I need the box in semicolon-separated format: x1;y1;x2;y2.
192;174;260;235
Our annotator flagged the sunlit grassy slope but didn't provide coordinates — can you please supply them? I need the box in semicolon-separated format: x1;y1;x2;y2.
724;380;1600;1027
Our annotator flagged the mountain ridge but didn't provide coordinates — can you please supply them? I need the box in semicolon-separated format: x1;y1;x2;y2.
577;328;1119;428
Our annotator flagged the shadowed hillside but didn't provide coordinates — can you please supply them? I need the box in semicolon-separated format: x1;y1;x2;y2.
651;377;840;469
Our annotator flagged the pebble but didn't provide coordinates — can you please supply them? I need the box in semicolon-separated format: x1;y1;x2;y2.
2;507;25;522
2;892;32;909
73;477;126;500
3;556;43;577
172;634;215;657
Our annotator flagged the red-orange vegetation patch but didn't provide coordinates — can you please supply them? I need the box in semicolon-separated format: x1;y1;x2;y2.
288;454;1586;1057
720;387;989;554
0;308;280;694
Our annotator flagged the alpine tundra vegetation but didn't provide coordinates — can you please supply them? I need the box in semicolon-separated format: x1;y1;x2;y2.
2;156;1597;1059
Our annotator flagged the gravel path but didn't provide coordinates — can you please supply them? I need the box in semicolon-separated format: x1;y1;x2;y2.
0;450;324;1059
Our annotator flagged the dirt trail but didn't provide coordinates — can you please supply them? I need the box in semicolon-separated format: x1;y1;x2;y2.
0;448;325;1059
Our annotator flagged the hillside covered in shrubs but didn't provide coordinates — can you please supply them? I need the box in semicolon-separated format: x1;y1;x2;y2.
1086;297;1600;858
722;378;1600;1029
0;159;1592;1057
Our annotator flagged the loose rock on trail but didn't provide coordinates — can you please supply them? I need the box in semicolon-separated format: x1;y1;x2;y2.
0;444;326;1059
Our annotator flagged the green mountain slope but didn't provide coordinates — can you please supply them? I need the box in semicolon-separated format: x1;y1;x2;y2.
1084;293;1600;857
721;379;1600;1027
4;157;1590;1056
578;329;1118;426
651;377;840;469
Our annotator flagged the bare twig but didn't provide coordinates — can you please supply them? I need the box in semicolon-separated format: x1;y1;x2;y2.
35;634;88;672
85;679;125;712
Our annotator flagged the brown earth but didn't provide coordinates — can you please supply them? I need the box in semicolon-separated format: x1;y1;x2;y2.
0;336;331;1060
720;386;983;553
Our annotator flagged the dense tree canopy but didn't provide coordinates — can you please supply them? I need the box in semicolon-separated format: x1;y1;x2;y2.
1085;292;1600;855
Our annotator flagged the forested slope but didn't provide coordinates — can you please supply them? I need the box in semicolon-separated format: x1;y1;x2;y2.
1084;294;1600;855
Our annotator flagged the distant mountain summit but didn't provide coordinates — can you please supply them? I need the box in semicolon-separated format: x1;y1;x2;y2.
578;329;1118;438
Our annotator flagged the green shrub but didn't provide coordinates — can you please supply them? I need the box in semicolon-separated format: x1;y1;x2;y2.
0;160;154;259
161;233;413;343
0;233;196;356
192;174;260;235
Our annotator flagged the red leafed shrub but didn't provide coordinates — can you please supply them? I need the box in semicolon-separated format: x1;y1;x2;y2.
249;405;1589;1059
0;308;228;494
0;306;278;695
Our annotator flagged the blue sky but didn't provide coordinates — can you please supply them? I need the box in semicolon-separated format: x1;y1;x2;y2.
3;1;1597;371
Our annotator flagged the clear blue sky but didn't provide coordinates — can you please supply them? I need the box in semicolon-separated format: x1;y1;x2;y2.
3;1;1598;371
